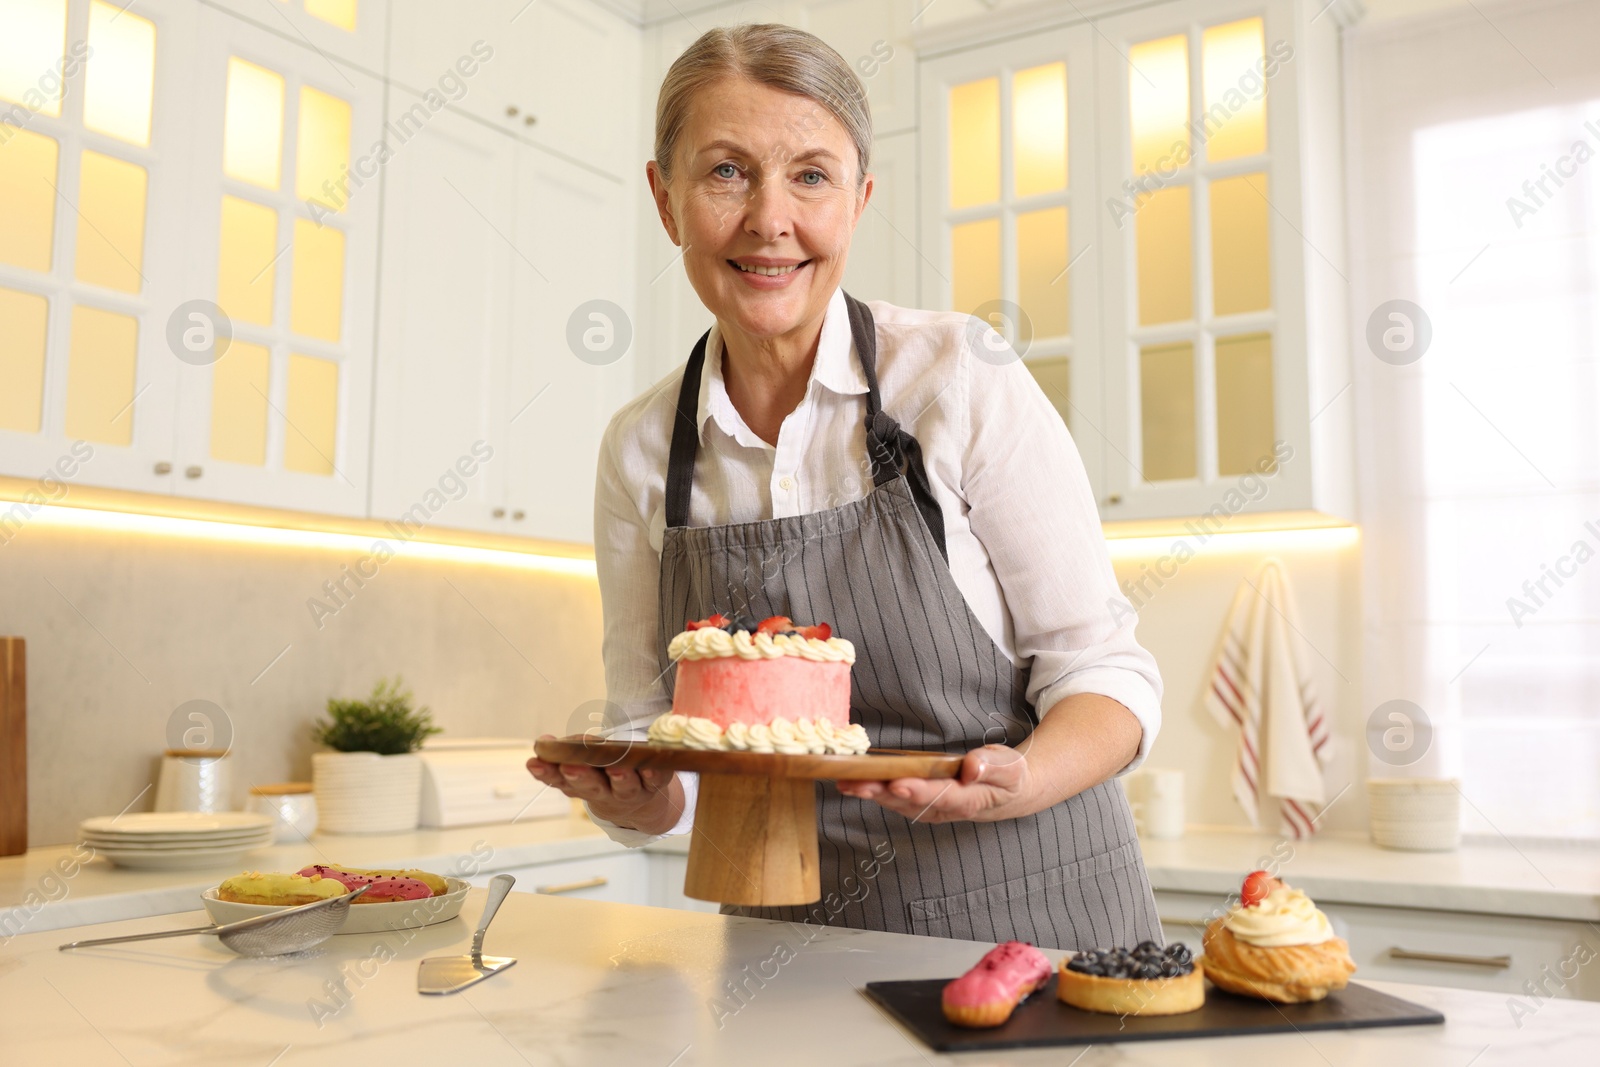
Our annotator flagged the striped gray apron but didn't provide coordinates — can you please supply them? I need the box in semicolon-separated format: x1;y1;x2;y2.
656;292;1160;951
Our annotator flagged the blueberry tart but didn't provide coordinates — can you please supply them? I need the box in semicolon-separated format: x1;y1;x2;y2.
1055;941;1204;1015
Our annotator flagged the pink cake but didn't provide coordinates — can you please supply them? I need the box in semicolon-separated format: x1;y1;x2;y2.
649;614;868;755
674;654;850;728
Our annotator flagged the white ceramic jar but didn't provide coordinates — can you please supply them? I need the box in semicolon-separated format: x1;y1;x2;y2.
246;783;319;843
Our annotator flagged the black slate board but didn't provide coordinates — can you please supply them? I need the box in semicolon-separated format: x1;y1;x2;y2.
863;977;1444;1052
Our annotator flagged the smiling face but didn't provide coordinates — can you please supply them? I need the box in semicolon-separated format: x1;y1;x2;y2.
648;76;872;348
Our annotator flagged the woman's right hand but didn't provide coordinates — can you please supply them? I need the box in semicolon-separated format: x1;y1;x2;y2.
526;734;684;835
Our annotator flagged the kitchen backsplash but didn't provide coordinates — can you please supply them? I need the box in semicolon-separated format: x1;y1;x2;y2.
1116;533;1367;838
1;522;605;846
1;518;1363;847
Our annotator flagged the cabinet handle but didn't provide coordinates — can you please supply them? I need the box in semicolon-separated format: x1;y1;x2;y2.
185;465;203;479
536;875;607;895
1106;493;1123;505
1158;916;1210;928
506;104;519;118
153;462;172;475
1389;947;1511;969
512;509;525;521
492;507;506;519
523;114;537;126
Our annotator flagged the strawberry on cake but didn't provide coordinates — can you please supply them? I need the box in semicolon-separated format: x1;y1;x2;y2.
648;613;870;755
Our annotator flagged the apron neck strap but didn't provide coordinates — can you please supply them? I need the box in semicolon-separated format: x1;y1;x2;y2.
663;293;946;562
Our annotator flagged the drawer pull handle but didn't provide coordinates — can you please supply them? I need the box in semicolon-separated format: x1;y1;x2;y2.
1389;947;1511;969
536;876;608;895
1158;916;1210;928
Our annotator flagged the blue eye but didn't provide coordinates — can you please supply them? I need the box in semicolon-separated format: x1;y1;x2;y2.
715;163;738;179
801;171;823;185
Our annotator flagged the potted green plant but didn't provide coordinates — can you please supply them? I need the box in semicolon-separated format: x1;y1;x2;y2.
310;677;440;834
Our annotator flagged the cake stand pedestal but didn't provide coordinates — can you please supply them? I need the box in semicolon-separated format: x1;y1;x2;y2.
533;737;961;907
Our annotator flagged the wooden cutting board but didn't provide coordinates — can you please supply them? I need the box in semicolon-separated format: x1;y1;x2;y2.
863;977;1444;1052
1;637;24;856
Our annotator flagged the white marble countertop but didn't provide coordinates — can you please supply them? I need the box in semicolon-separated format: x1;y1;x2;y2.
6;816;1596;937
0;809;629;936
5;889;1597;1064
1142;827;1600;922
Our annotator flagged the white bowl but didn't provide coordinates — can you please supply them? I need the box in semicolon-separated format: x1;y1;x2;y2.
202;877;471;933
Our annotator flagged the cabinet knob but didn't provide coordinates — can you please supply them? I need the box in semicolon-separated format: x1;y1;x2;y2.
505;104;519;118
492;507;506;519
512;509;526;521
1106;493;1123;505
523;114;536;127
185;465;203;479
153;461;172;475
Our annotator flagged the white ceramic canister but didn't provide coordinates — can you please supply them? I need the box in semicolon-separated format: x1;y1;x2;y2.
246;782;319;843
154;749;233;812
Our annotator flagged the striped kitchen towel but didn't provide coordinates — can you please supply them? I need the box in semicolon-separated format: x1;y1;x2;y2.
1203;557;1330;838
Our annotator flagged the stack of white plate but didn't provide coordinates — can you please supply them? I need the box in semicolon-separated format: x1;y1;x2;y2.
1367;778;1461;852
78;812;276;869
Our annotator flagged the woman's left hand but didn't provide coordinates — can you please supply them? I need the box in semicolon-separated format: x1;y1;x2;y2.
835;744;1034;824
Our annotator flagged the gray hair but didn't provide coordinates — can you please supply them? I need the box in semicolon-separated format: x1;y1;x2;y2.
654;23;872;186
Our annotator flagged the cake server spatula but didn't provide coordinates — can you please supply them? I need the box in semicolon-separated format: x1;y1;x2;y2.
418;873;516;994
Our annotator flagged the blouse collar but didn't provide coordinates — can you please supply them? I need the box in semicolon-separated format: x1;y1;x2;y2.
698;287;869;447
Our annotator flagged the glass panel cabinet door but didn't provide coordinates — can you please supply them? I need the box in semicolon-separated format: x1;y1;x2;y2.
920;24;1104;502
1096;0;1305;520
169;6;379;515
0;0;188;493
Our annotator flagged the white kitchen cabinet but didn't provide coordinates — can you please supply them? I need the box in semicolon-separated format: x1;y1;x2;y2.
374;2;640;544
1154;889;1600;1002
1091;0;1352;522
915;0;1356;523
468;850;650;905
168;7;381;515
0;0;379;516
202;0;388;73
842;129;919;309
504;149;639;544
918;23;1105;503
646;846;722;914
370;122;638;544
471;847;722;912
387;0;641;180
0;0;201;496
369;93;514;534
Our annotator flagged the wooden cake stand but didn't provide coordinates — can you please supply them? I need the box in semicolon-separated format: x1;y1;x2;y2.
534;736;961;907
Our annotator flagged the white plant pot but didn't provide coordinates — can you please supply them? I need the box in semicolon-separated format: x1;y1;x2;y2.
313;751;422;834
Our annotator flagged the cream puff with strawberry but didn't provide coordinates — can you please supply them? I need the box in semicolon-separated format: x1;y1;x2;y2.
1202;870;1356;1003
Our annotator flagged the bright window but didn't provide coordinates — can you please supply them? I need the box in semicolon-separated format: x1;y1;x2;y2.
1351;0;1600;840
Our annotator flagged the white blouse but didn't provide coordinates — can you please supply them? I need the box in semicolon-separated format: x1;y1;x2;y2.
587;287;1162;845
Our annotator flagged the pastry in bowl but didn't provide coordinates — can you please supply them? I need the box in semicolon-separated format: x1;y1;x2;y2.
1056;941;1203;1016
1202;870;1357;1003
297;864;447;902
217;871;345;906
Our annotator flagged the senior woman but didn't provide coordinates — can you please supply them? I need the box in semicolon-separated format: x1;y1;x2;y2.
527;24;1164;950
